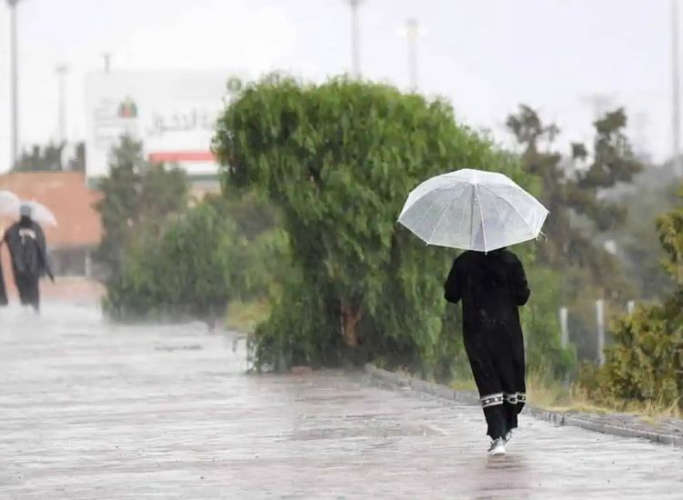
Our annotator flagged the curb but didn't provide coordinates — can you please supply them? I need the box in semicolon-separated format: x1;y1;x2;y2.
364;364;682;448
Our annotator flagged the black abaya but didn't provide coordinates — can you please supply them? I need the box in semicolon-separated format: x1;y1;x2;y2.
444;248;530;439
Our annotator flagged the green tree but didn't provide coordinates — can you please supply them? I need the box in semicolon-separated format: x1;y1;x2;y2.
506;105;642;287
591;184;683;406
13;142;63;171
12;141;86;172
607;163;680;300
213;76;543;372
506;105;643;362
64;142;86;172
93;136;189;281
104;194;286;326
105;197;234;323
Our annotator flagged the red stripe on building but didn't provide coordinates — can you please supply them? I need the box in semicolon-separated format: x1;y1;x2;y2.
148;151;215;162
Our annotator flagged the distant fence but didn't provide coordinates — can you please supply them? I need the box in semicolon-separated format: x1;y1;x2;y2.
558;299;638;366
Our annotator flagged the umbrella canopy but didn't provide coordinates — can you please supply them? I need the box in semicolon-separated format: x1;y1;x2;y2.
0;190;20;217
398;168;548;252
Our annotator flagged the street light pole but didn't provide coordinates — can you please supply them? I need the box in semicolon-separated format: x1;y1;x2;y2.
7;0;21;169
673;0;682;176
347;0;363;78
55;64;68;145
405;18;419;92
102;52;111;73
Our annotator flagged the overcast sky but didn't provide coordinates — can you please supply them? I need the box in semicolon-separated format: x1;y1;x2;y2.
0;0;677;171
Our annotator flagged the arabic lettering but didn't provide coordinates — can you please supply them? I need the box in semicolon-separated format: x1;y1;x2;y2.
146;109;216;136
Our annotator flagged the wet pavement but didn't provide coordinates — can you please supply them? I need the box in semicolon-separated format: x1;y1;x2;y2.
0;305;681;499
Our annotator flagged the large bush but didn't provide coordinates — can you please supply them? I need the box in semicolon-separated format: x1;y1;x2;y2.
104;197;236;322
588;185;682;406
104;194;285;324
213;76;570;374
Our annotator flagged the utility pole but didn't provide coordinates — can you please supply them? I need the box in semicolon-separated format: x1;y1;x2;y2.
347;0;363;78
404;18;419;92
673;0;682;176
55;64;68;145
559;306;569;348
7;0;21;169
102;52;111;73
596;299;605;366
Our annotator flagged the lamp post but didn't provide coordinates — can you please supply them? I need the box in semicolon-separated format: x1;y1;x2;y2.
404;18;419;92
347;0;363;78
7;0;22;169
55;64;68;145
673;0;682;175
102;52;111;73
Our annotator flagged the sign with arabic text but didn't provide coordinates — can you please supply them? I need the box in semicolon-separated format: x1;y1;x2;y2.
85;70;245;179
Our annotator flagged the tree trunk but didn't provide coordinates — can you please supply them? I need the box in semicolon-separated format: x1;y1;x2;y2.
340;300;362;348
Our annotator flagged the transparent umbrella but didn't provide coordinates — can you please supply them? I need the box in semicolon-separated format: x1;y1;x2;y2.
398;168;548;252
0;190;20;217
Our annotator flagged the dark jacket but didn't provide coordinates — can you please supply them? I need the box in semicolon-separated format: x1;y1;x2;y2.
3;217;53;280
444;248;529;335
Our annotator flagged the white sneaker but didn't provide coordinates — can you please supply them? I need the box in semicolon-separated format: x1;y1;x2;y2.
487;437;506;455
503;430;513;445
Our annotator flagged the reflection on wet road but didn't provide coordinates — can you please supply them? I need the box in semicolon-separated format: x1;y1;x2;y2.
1;304;681;498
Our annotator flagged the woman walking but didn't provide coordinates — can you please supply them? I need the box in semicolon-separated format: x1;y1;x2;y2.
444;247;530;455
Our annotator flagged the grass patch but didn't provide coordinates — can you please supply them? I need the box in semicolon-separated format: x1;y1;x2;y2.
450;374;477;392
529;374;681;420
225;298;271;333
448;365;680;421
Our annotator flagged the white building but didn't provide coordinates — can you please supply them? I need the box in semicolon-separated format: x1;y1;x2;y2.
84;70;245;186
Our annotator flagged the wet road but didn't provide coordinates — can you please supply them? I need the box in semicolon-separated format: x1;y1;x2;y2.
0;305;681;499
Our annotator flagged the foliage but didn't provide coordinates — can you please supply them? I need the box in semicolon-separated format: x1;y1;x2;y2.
93;136;189;281
214;76;569;373
219;189;292;301
656;184;683;286
596;301;681;405
605;163;680;301
225;299;273;334
506;105;645;364
103;184;287;325
248;276;344;371
104;198;232;321
521;264;577;378
506;105;642;296
583;185;683;407
12;141;85;172
66;142;87;172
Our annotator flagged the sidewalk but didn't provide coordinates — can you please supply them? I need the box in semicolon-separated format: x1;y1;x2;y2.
365;364;683;448
0;305;681;498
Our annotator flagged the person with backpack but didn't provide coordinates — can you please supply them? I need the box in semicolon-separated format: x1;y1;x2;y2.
3;204;54;312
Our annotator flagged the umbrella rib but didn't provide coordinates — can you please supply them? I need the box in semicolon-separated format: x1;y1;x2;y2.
402;184;466;243
475;184;488;252
400;184;457;222
409;194;445;242
478;184;538;237
426;183;470;243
